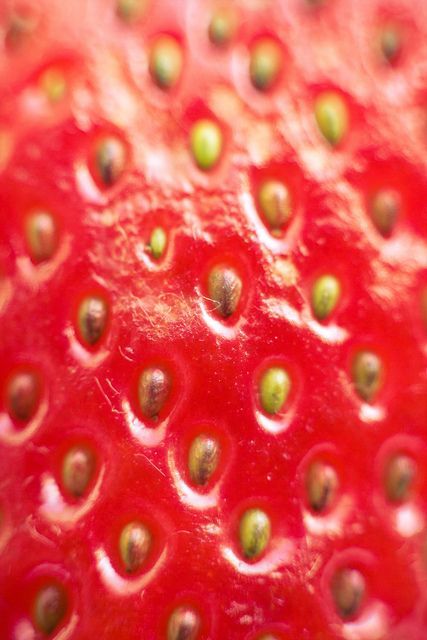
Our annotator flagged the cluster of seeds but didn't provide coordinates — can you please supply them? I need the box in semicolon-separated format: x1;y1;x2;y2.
0;0;426;638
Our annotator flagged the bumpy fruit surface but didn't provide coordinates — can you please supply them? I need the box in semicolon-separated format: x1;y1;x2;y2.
1;0;427;638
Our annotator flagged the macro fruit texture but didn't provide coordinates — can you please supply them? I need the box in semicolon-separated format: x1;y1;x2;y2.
1;0;427;638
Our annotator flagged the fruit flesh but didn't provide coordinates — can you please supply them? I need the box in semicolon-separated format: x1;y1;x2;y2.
0;0;427;638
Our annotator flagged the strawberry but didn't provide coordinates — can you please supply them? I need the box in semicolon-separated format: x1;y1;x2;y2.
1;0;427;638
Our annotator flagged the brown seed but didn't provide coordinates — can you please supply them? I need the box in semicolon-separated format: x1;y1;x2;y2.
138;367;170;420
306;462;338;512
207;265;242;318
370;189;400;237
380;24;401;64
62;446;95;498
94;136;127;187
331;568;365;619
25;210;58;263
5;9;38;50
167;606;201;640
7;371;39;422
352;351;383;403
208;7;237;47
77;296;108;346
119;521;152;573
385;454;416;503
34;584;67;634
188;434;220;486
257;179;292;231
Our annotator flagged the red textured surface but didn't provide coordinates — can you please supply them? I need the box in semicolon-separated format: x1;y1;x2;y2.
1;0;427;638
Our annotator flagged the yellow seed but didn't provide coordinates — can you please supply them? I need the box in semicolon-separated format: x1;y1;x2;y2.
331;569;365;619
116;0;148;22
39;68;67;103
149;35;183;90
190;119;223;171
314;91;349;146
149;227;167;259
352;351;382;402
258;180;292;230
311;275;341;320
208;265;242;318
188;434;220;486
119;522;151;573
78;296;108;347
239;508;271;559
259;367;291;415
34;584;67;634
250;38;282;91
25;210;58;263
208;8;236;47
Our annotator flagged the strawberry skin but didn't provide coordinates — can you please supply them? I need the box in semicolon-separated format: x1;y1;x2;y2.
1;0;427;638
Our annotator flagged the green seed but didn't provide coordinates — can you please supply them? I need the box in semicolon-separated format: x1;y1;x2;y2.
311;274;341;321
188;434;220;486
149;35;183;90
149;227;167;259
208;265;242;318
380;25;401;63
250;38;282;91
190;119;223;171
239;508;271;559
352;351;382;403
259;367;291;415
257;180;292;230
116;0;147;22
62;446;95;498
306;461;338;512
94;136;127;187
119;522;151;573
167;606;200;640
208;8;236;47
138;367;170;419
78;296;108;347
34;584;67;634
331;569;365;619
370;189;400;237
25;209;58;263
39;67;67;103
385;454;416;503
314;91;348;146
8;371;39;422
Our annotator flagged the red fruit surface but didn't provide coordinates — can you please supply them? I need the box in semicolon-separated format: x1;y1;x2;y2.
1;0;427;638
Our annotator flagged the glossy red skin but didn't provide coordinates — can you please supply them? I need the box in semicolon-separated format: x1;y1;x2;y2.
1;0;427;638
